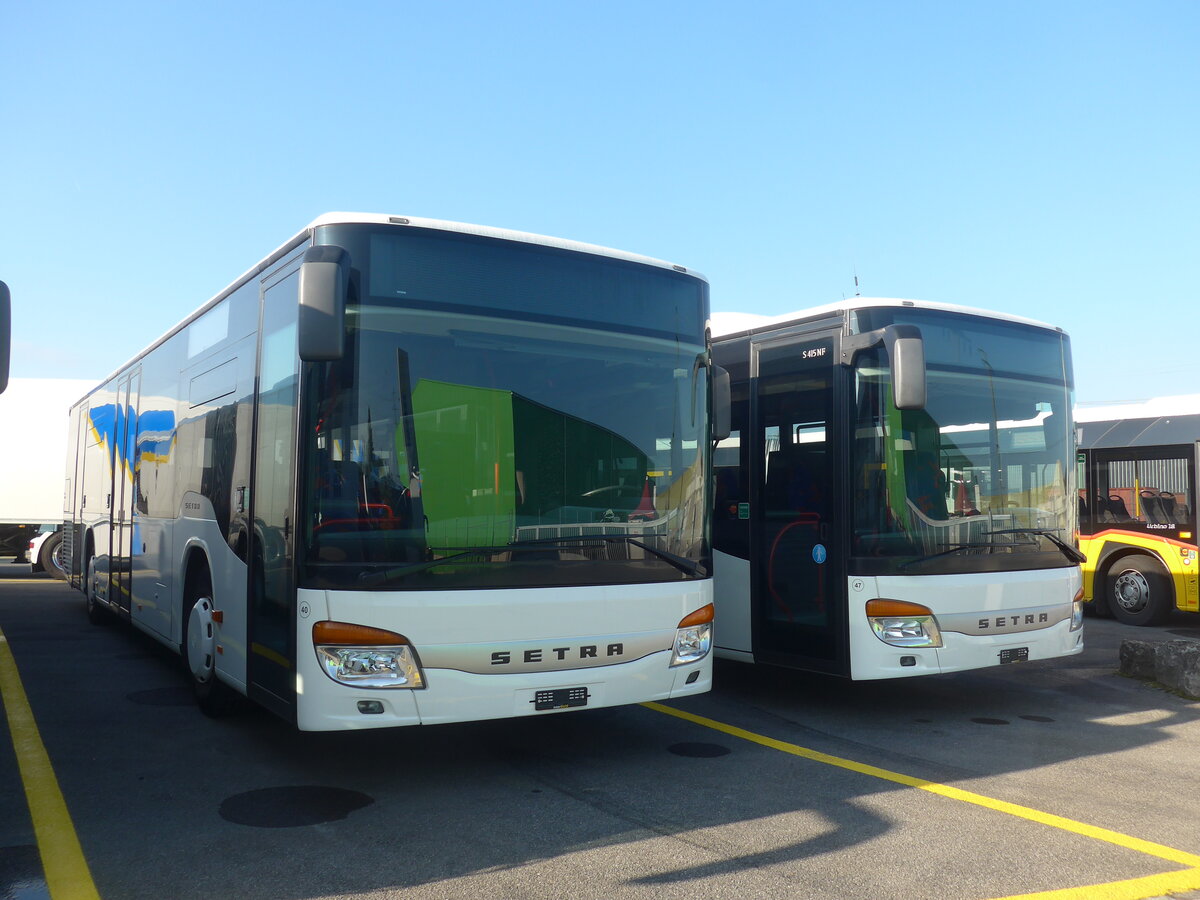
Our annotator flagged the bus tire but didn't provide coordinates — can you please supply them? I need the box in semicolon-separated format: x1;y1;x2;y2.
84;544;107;625
1107;554;1173;627
183;567;239;717
39;531;68;581
1086;586;1113;618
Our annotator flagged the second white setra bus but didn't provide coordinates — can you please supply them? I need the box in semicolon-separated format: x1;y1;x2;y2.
710;298;1085;679
64;213;717;730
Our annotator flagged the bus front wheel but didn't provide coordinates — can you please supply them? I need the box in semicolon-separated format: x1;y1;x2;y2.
182;568;239;717
1108;554;1173;627
84;549;107;625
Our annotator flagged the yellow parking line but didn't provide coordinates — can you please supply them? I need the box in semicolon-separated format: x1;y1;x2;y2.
0;626;101;900
995;868;1200;899
644;701;1200;899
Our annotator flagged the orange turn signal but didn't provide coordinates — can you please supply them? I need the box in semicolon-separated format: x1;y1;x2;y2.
678;603;715;628
865;599;934;618
312;621;410;646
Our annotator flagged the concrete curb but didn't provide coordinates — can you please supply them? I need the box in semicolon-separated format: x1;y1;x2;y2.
1120;638;1200;699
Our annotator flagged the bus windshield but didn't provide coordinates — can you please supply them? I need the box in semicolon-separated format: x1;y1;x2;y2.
850;309;1076;575
299;226;710;590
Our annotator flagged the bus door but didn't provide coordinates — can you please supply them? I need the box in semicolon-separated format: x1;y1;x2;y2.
751;332;848;675
247;267;301;718
111;369;141;614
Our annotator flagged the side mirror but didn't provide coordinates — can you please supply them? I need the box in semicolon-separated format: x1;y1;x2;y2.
298;246;350;361
841;323;926;411
0;281;10;395
711;365;731;441
884;326;926;410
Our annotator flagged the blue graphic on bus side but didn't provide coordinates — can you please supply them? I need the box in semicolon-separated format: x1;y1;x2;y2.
88;404;177;481
812;543;827;564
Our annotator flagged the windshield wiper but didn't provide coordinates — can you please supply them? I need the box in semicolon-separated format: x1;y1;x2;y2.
984;528;1088;564
357;549;493;586
356;535;705;586
897;542;1008;571
508;534;706;577
606;536;707;577
358;543;576;586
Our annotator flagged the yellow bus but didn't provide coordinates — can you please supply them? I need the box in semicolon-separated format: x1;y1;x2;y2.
1076;398;1200;625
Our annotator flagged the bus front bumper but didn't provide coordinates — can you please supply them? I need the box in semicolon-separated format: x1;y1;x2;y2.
295;648;711;731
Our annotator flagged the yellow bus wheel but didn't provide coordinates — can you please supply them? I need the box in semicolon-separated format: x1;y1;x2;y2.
1108;554;1172;627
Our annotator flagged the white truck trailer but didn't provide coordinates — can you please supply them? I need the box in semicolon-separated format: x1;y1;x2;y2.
0;377;95;573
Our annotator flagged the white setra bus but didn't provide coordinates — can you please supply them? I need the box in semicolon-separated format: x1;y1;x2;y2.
710;299;1085;679
64;213;718;730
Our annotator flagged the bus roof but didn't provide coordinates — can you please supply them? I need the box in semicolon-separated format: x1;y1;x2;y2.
75;214;705;405
307;213;706;280
710;297;1064;340
1075;394;1200;423
1077;413;1200;450
1076;395;1200;450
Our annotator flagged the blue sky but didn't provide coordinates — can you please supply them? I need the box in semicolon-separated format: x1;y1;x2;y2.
2;0;1196;404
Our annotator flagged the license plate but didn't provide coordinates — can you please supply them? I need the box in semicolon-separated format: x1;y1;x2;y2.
533;687;590;711
999;647;1029;664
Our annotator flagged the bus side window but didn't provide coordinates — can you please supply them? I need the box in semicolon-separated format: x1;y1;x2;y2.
713;430;748;558
714;434;741;516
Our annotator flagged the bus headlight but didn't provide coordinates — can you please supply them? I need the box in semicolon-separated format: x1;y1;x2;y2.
313;621;425;689
671;603;714;667
866;599;943;648
1070;589;1084;632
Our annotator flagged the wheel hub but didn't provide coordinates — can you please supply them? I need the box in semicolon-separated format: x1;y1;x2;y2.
1113;570;1149;613
187;597;217;682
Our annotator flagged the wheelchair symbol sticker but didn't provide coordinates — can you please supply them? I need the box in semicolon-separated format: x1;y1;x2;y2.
812;543;827;564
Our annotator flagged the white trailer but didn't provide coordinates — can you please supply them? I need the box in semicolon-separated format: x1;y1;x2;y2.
0;377;94;571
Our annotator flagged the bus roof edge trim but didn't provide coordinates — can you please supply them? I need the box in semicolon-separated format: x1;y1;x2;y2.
306;212;706;281
710;298;1064;341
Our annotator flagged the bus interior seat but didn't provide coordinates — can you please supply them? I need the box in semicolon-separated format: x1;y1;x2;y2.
318;458;365;522
1140;490;1165;524
1107;494;1130;521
